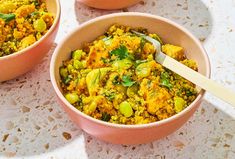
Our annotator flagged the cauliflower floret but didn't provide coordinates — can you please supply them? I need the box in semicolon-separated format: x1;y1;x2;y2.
19;34;36;50
15;4;35;18
162;44;185;61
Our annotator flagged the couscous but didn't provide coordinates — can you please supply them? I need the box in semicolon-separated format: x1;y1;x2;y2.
59;24;198;125
0;0;54;57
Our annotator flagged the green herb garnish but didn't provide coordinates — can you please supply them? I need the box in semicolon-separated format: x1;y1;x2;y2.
110;45;129;60
101;112;111;122
0;13;15;22
140;37;146;50
160;72;172;89
122;75;136;87
101;57;109;64
134;59;148;67
31;12;40;16
112;75;120;85
33;0;40;6
104;92;116;101
63;75;72;85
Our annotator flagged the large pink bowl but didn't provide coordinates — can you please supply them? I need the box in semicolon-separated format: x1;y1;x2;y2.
50;13;210;145
0;0;61;82
77;0;142;10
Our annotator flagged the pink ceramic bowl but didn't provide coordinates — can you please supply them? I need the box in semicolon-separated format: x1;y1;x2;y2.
0;0;61;82
50;12;210;145
77;0;142;10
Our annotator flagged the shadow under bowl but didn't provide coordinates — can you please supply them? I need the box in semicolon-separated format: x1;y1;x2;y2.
50;12;210;145
0;0;61;82
76;0;142;10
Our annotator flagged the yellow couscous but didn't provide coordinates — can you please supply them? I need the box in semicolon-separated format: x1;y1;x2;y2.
59;24;198;125
0;0;54;57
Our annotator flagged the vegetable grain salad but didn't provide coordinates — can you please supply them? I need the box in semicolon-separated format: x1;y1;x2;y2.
0;0;54;57
59;24;198;125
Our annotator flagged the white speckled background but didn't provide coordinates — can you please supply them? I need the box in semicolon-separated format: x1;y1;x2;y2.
1;0;235;158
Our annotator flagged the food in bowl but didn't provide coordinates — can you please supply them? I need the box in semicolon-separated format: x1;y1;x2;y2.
0;0;60;82
0;0;54;57
59;24;198;125
51;13;210;144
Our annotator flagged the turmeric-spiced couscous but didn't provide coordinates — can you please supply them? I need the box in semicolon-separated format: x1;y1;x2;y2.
0;0;54;57
59;24;198;125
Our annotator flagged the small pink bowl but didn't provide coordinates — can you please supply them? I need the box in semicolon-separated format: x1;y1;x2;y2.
77;0;142;10
50;12;210;145
0;0;61;82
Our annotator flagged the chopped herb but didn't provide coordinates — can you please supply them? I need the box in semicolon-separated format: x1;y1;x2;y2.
140;37;146;50
63;75;72;85
160;72;172;89
186;89;197;96
147;80;152;88
0;13;15;22
104;92;116;101
101;57;109;64
77;97;83;106
122;75;136;87
75;97;83;110
33;0;40;6
176;88;185;96
31;12;40;16
161;71;170;79
110;45;129;60
160;79;172;89
186;90;193;96
101;112;111;122
112;75;120;85
134;59;148;67
127;53;135;60
107;94;115;101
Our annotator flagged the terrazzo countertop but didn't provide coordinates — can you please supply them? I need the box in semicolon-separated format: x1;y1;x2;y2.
1;0;235;158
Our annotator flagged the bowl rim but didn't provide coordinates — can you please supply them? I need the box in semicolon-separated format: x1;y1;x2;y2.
50;12;211;129
0;0;61;60
77;0;142;10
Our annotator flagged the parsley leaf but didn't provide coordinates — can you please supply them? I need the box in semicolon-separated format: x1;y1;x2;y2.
31;12;40;16
140;37;146;50
0;13;15;23
103;92;116;101
134;59;148;67
33;0;40;6
122;75;136;87
101;112;111;122
112;75;120;85
161;71;170;79
160;72;172;89
63;75;72;85
110;45;129;60
101;57;109;64
160;79;172;89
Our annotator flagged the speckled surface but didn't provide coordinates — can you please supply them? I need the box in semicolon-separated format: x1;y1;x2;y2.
1;0;235;158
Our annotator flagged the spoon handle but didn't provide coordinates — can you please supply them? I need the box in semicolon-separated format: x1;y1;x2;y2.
156;52;235;106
